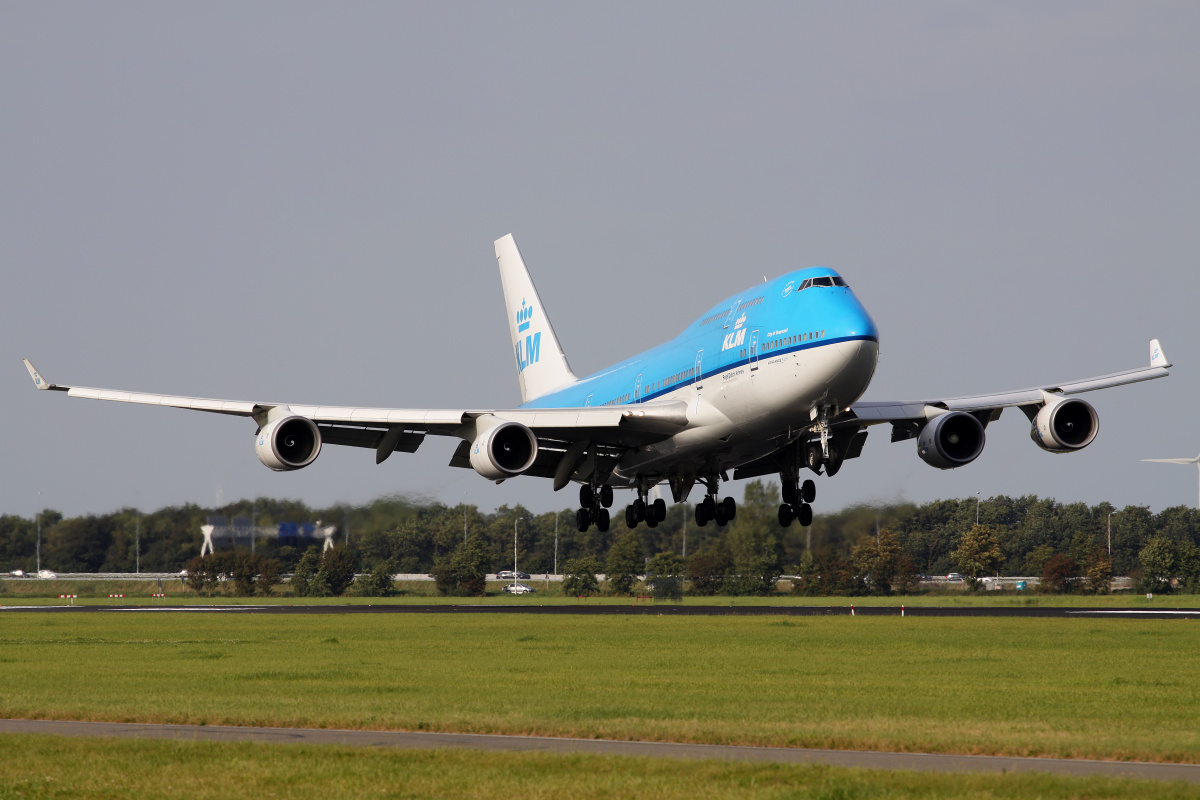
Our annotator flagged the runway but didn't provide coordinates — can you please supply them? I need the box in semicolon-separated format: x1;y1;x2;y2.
3;603;1200;618
2;718;1197;783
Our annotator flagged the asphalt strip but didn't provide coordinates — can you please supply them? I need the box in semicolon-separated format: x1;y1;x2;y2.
1;719;1198;783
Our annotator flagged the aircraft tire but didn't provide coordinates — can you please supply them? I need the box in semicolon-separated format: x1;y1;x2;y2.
652;498;667;522
801;479;816;504
806;444;823;473
647;516;658;529
596;508;610;533
633;498;646;522
575;508;590;532
722;496;736;520
702;495;717;517
797;503;813;527
824;444;842;477
579;486;593;509
695;504;708;527
600;485;614;508
782;481;797;505
778;503;794;527
625;506;638;528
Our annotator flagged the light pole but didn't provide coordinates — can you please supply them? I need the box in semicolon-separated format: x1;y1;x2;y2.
135;510;140;574
35;490;42;574
974;492;981;526
1108;509;1117;558
553;511;559;576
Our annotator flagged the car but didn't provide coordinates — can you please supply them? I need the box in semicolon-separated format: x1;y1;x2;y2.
496;570;531;580
9;570;26;578
503;582;535;594
946;573;965;582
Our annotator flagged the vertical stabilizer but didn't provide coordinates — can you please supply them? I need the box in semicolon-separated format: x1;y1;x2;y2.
495;234;578;402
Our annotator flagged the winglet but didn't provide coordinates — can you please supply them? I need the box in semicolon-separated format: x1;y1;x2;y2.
1150;339;1170;369
23;359;54;390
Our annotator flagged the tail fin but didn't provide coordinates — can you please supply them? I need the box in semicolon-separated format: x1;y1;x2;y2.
495;234;577;402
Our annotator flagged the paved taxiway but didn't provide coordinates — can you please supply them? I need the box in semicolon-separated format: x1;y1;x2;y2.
2;719;1198;783
3;603;1199;618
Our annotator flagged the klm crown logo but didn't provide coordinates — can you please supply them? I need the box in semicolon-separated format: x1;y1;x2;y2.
516;299;534;333
515;298;541;373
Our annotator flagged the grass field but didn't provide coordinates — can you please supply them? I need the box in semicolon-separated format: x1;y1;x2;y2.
3;612;1199;764
2;733;1199;800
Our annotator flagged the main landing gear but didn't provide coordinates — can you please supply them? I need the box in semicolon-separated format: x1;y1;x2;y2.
778;478;815;528
693;473;736;527
625;492;667;529
576;483;614;532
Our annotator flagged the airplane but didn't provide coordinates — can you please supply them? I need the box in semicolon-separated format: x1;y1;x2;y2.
1141;451;1200;509
24;234;1172;534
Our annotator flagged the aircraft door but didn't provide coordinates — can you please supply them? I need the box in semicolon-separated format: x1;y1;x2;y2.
634;373;643;403
749;330;760;370
694;350;704;390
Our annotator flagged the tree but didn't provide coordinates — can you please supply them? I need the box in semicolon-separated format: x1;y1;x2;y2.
1139;535;1176;593
430;537;489;597
1040;554;1078;594
291;547;320;596
606;530;643;595
951;524;1003;590
562;556;601;596
1084;548;1112;594
687;543;732;596
319;545;358;596
646;552;685;601
851;528;902;594
355;559;397;597
183;553;219;595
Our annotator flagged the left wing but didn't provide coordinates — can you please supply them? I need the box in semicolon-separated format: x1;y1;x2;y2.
22;359;687;484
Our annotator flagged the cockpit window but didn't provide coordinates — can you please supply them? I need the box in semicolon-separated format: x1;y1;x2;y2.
812;276;834;287
832;276;847;287
797;275;847;292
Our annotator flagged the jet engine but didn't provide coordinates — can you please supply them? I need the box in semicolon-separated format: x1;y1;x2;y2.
917;411;986;470
469;421;538;481
255;415;322;471
1031;398;1098;453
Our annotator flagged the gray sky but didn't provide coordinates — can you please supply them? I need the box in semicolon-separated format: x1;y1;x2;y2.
2;2;1197;519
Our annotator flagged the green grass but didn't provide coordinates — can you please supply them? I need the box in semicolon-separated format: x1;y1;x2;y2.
2;734;1199;800
3;613;1200;763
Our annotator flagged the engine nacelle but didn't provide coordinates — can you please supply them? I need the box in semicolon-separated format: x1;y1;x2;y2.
255;415;322;471
1031;398;1098;453
917;411;986;470
469;422;538;481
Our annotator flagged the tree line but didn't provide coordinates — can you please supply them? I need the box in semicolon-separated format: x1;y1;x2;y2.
2;483;1199;594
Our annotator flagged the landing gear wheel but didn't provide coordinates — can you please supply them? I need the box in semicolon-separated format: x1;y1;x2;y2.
702;495;716;517
695;503;709;527
647;515;658;529
824;444;842;477
722;496;737;521
778;503;794;527
625;505;638;528
575;508;591;532
782;482;797;505
595;508;610;532
805;444;823;474
579;485;593;509
651;498;667;523
600;485;614;508
633;498;647;522
714;504;727;526
801;479;816;504
797;503;813;527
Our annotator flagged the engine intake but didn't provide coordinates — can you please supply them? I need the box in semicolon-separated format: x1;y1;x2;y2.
255;415;322;471
1031;398;1098;453
469;422;538;481
917;411;986;470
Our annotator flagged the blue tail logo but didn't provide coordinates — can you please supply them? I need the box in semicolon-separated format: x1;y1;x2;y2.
516;299;533;333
